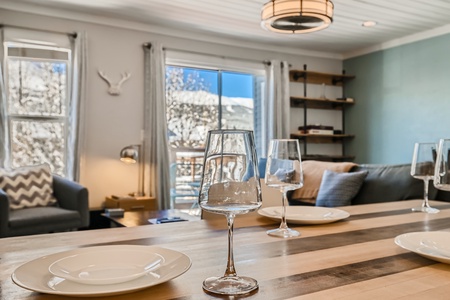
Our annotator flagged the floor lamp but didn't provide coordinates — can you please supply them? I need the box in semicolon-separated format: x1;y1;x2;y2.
120;143;145;197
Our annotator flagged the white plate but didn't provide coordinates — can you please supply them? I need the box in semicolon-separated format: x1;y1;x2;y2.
395;231;450;264
12;245;191;297
258;206;350;224
48;248;164;285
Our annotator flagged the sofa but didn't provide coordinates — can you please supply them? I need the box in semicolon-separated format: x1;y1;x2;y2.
287;162;450;207
0;175;89;238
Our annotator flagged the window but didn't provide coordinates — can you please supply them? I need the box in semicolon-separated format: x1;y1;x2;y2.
2;39;71;176
166;66;259;150
165;63;264;209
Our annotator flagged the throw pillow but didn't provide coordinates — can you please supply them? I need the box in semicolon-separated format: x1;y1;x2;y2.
315;170;368;207
0;164;57;210
290;160;357;205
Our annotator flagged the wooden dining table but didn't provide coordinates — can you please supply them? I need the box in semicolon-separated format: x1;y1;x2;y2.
2;199;450;299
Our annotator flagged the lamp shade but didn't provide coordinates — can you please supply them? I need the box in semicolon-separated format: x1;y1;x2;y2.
120;146;139;163
261;0;334;34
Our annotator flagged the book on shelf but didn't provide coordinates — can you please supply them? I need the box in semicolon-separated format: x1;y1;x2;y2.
299;129;334;135
298;124;333;131
298;125;334;135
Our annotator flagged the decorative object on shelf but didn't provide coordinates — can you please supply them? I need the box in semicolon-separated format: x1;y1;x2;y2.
261;0;334;34
320;83;326;99
120;144;145;197
98;70;131;95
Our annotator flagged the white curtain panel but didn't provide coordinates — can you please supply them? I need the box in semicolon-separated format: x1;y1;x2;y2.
67;31;88;181
143;43;171;209
262;60;290;156
0;52;7;167
0;29;9;167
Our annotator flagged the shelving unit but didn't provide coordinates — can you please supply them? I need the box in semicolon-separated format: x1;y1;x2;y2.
289;64;355;162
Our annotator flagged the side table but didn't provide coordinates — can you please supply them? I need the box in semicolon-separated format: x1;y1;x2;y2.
104;195;157;211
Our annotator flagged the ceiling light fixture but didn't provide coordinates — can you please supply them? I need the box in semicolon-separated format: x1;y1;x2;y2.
362;20;377;27
261;0;334;34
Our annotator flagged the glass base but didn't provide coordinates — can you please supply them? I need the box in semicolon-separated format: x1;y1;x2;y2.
267;227;300;238
202;275;258;295
411;206;440;214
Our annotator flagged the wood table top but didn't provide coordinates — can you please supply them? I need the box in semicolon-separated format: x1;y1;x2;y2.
2;200;450;299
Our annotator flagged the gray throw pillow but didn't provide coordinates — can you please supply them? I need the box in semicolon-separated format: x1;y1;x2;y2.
316;170;368;207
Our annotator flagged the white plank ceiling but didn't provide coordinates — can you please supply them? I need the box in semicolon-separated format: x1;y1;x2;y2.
2;0;450;57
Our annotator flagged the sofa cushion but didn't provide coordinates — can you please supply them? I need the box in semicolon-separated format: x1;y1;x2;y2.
9;206;80;229
0;164;57;210
351;164;436;204
316;170;368;207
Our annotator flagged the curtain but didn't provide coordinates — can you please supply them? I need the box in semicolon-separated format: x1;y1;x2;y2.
67;31;88;181
262;60;290;157
143;43;171;209
0;29;7;167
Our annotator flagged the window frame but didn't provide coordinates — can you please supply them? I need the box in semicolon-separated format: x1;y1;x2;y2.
2;41;72;176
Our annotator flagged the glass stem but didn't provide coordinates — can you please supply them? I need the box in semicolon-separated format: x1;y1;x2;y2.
423;179;430;208
224;214;237;277
279;192;289;230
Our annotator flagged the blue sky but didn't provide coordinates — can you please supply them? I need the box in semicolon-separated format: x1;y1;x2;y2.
180;68;254;98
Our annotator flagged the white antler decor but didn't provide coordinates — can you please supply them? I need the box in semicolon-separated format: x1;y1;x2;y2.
98;70;132;95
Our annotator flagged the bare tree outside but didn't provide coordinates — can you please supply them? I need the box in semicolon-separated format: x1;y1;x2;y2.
166;66;218;150
7;58;68;175
165;66;254;149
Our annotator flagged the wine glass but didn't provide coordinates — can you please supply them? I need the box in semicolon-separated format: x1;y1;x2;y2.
198;129;262;295
434;139;450;193
265;139;303;238
410;142;439;213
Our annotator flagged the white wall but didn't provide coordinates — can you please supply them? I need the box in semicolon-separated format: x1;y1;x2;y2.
0;9;343;208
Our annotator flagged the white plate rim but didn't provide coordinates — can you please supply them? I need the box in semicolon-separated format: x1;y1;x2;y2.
395;231;450;264
48;247;164;285
257;206;350;224
11;245;191;297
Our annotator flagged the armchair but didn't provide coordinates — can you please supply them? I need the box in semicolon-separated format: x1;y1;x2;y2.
0;175;89;238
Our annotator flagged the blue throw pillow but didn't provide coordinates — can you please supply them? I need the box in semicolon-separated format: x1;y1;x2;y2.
258;158;267;179
316;170;368;207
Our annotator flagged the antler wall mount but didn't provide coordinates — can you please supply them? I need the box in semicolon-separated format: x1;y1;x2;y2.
98;70;131;95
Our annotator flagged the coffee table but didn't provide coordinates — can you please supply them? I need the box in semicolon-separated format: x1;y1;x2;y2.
103;209;200;227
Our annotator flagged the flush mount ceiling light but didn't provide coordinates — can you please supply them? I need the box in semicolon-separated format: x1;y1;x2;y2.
362;20;377;27
261;0;334;34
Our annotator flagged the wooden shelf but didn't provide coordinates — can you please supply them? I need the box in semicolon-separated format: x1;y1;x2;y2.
290;96;354;110
290;64;356;161
289;70;355;86
291;133;355;144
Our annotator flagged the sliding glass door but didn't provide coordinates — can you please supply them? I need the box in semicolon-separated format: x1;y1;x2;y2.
165;65;260;209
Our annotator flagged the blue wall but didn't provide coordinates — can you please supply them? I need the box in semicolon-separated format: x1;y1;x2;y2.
344;33;450;164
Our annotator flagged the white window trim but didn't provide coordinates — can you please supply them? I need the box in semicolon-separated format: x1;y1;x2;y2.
165;50;266;76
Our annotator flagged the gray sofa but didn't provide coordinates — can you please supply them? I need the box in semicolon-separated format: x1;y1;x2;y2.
289;163;450;206
0;176;89;238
